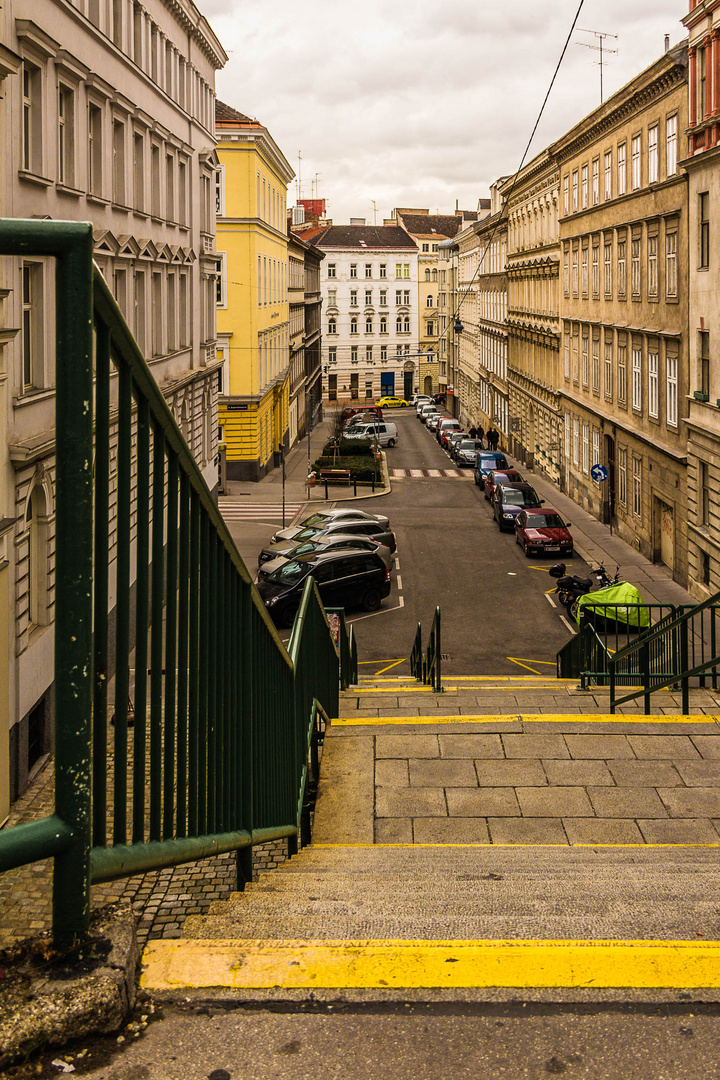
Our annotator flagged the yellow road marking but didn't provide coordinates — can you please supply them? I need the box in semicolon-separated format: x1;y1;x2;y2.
355;675;576;683
530;565;552;572
332;713;719;727
312;842;720;849
507;656;557;676
351;685;564;694
142;938;720;990
357;659;406;665
373;658;407;675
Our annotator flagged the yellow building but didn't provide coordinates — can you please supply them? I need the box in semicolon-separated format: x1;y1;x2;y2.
215;102;295;480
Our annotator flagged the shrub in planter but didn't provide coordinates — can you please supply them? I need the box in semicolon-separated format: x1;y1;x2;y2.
322;439;375;457
312;454;381;483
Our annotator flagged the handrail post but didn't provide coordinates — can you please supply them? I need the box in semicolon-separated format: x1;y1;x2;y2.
641;639;651;715
680;615;690;716
609;654;616;713
237;578;254;889
435;607;442;692
52;224;95;950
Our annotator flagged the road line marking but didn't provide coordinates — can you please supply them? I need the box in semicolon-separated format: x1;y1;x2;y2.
357;659;406;665
142;938;720;990
333;713;718;726
373;658;407;675
409;469;424;477
427;469;442;476
349;686;562;694
396;574;403;590
546;594;558;607
399;596;404;607
530;565;552;573
560;615;577;634
349;600;405;622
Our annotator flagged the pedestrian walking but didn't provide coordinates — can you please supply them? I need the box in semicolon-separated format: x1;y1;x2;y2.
469;425;477;439
476;424;484;448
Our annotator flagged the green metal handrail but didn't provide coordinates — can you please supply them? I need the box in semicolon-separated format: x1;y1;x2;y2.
556;602;677;685
609;588;720;714
0;219;347;950
410;622;423;681
325;607;358;689
424;607;443;692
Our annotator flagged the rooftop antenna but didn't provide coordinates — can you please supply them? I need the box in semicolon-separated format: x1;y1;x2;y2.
576;29;618;104
297;150;302;201
369;199;378;225
313;173;321;200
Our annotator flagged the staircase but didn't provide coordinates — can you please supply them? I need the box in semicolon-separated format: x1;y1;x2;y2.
141;674;720;1000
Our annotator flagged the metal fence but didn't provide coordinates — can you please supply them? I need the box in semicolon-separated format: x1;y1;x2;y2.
0;220;351;950
557;603;679;684
410;607;442;692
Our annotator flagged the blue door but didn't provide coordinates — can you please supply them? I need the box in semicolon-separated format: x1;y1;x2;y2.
381;373;395;396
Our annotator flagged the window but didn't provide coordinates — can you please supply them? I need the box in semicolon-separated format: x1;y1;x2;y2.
564;330;570;379
22;61;42;174
404;315;410;332
604;242;612;295
395;264;402;278
113;119;126;205
631;238;641;296
617;240;626;296
380;315;387;333
22;262;43;391
365;263;372;278
572;170;578;212
617;143;626;196
365;289;372;305
350;289;358;306
604;150;612;200
350;316;358;334
365;379;373;398
648;349;659;419
700;462;710;525
581;246;588;295
365;316;373;333
426;294;433;308
666;115;677;175
648;124;658;183
134;131;145;211
565;413;571;462
563;175;569;215
631;134;641;190
666;231;677;297
700;330;710;397
581;163;588;208
404;264;410;278
592;244;599;296
592;336;600;392
351;347;358;366
581;331;589;387
572;247;578;295
563;248;570;296
395;289;402;306
327;264;336;278
632;346;642;411
632;457;642;517
396;315;403;333
379;263;386;278
328;346;337;364
215;252;227;308
327;289;336;306
618;447;627;505
700;43;708;118
26;485;49;629
422;243;429;252
592;429;601;476
425;268;431;281
667;354;678;427
582;422;590;474
327;317;337;335
648;234;658;296
328;374;337;400
403;289;410;304
700;192;710;269
88;102;103;196
380;345;387;361
58;85;74;185
572;326;579;383
618;341;627;404
572;418;580;466
426;321;434;336
350;264;357;278
604;337;613;399
151;142;160;217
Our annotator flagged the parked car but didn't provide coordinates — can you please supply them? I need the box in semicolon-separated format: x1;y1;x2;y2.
258;534;393;580
473;451;509;486
426;413;444;432
411;394;432;407
419;404;439;424
455;438;485;467
437;418;461;445
270;508;389;545
492;483;543;531
343;421;398;447
257;548;392;627
514;508;574;558
376;396;409;408
340;404;383;424
445;430;467;455
260;517;396;565
483;468;524;502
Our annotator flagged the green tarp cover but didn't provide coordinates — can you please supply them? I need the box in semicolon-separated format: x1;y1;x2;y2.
575;581;651;628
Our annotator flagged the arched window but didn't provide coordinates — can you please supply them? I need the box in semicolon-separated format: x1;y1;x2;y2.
425;268;431;281
432;269;438;281
380;316;387;334
365;317;373;333
328;317;337;335
26;485;49;628
426;295;433;308
350;316;358;334
396;316;403;334
403;315;410;333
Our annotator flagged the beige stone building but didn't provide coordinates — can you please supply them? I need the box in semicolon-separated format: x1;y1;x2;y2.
500;152;562;480
555;44;689;584
681;2;720;599
0;0;226;806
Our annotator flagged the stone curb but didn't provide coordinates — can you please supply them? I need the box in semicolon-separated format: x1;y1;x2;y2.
0;905;139;1069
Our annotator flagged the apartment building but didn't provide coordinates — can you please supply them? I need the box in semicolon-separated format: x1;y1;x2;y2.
500;151;562;480
392;209;465;396
555;43;689;584
0;0;226;810
215;102;294;480
681;2;720;599
308;223;419;404
286;231;323;449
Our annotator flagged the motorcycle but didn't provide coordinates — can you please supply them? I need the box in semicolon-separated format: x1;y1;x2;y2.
548;561;621;619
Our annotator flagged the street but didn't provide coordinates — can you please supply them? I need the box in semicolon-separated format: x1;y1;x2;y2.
226;407;585;676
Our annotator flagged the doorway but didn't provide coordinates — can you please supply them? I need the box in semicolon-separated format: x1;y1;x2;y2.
423;375;433;395
403;369;414;400
603;434;616;526
656;499;674;570
381;372;395;397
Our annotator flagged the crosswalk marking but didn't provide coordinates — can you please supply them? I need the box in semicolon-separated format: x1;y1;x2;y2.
391;469;474;480
219;502;303;523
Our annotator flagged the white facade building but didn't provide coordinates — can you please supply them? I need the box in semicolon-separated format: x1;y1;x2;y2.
0;0;226;810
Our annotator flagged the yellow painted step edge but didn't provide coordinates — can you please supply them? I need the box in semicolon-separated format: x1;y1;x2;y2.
142;938;720;990
332;714;720;727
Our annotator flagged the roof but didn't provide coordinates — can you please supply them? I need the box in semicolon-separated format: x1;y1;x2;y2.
310;225;417;251
397;214;464;239
215;100;256;125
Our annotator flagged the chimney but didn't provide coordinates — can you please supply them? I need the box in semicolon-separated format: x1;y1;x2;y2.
350;217;366;226
665;34;670;52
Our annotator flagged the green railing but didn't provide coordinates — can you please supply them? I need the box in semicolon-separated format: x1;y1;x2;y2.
0;219;348;951
609;588;720;714
410;607;442;692
325;607;358;689
557;602;677;684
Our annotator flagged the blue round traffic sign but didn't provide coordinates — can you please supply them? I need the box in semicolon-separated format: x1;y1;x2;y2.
590;463;608;482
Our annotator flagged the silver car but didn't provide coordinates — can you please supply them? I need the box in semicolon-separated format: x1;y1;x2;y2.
270;508;389;545
257;533;393;580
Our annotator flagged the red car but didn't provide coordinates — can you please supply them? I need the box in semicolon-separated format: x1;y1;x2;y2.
514;508;574;558
484;468;524;501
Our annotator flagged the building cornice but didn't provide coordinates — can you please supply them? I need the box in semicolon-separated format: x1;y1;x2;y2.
216;130;294;184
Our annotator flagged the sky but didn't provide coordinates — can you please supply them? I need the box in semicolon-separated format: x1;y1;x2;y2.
208;0;687;225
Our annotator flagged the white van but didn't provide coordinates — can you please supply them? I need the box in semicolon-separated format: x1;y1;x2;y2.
344;421;398;448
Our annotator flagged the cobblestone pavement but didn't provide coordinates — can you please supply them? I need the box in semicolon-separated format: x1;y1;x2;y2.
0;758;288;949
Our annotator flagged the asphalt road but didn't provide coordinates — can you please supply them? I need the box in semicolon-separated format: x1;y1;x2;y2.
226;408;588;677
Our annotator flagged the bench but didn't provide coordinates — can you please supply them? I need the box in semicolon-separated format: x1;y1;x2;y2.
318;469;351;484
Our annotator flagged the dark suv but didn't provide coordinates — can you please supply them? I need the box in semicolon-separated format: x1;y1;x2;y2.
492;483;543;531
256;548;392;627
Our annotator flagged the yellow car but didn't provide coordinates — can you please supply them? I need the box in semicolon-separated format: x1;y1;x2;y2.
376;396;409;408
